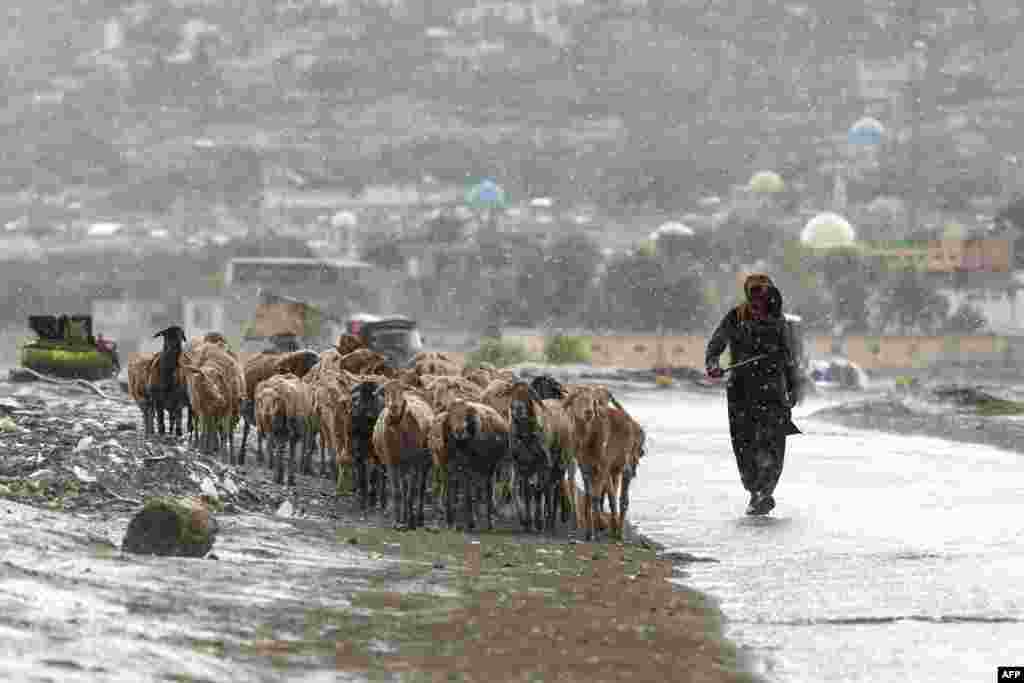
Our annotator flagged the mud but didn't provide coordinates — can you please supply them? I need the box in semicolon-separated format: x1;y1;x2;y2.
0;376;763;683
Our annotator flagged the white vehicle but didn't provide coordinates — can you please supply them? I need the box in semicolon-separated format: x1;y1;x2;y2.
808;355;868;391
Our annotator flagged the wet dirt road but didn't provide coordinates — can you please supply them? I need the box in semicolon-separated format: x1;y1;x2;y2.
624;388;1024;683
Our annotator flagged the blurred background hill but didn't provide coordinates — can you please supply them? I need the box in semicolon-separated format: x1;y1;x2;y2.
2;0;1022;219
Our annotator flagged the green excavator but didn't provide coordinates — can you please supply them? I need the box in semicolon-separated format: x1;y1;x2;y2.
20;314;121;381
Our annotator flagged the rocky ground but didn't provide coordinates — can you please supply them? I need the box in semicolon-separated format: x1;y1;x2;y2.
0;372;762;683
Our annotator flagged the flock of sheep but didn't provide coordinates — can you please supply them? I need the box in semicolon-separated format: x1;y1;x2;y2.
126;326;647;541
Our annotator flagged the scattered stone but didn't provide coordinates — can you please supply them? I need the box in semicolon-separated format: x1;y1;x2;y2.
71;466;97;483
220;477;239;496
199;477;219;498
73;436;94;453
27;468;58;483
0;417;17;433
275;500;294;518
121;497;219;558
0;398;22;414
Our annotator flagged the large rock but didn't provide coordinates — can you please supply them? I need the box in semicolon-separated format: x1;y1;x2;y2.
121;496;219;558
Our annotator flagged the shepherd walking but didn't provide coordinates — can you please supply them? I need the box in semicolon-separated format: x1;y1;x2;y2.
705;274;803;515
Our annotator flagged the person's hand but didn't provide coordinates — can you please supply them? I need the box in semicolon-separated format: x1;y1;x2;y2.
706;364;724;380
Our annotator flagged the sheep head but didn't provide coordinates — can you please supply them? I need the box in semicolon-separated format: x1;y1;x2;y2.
350;381;386;425
154;326;187;347
181;361;225;406
450;405;481;444
508;382;544;432
530;374;565;400
564;386;609;425
381;380;409;426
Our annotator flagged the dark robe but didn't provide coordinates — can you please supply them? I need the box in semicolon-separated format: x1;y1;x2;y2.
705;306;801;496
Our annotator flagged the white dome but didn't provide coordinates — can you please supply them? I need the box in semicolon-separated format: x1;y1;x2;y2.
330;211;357;228
801;212;856;248
748;170;785;194
654;221;694;237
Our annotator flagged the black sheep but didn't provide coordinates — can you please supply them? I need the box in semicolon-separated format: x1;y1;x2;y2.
151;326;188;438
449;410;512;532
349;381;388;514
509;397;558;533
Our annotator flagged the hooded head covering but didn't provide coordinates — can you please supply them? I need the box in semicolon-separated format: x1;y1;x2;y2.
736;273;775;321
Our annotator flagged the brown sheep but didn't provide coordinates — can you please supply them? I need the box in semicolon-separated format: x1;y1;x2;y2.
335;333;365;356
461;366;498;390
479;378;515;416
240;349;319;465
255;373;314;486
419;375;484;413
127;352;158;436
372;380;435;530
562;385;614;541
414;358;462;377
339;348;390;375
180;342;245;462
598;405;646;538
240;352;284;464
309;370;351;482
413;351;457;365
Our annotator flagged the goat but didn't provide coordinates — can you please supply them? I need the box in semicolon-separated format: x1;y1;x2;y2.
150;325;188;438
180;342;245;462
530;373;565;400
127;352;158;436
255;374;314;486
444;400;511;532
372;381;435;530
563;385;613;541
349;379;388;514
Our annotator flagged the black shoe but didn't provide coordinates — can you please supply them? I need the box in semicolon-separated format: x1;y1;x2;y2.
746;491;774;516
745;492;763;515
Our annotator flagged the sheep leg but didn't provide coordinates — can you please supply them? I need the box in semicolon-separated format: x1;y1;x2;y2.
379;464;389;511
239;420;250;466
404;466;416;531
516;472;530;530
319;437;326;479
445;468;456;529
485;469;496;532
273;437;284;485
415;461;428;529
579;463;595;542
606;477;620;539
355;456;368;514
545;476;558;533
533;476;544;533
389;464;403;529
257;431;265;466
227;423;236;466
287;438;298;487
619;468;633;542
462;469;474;532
